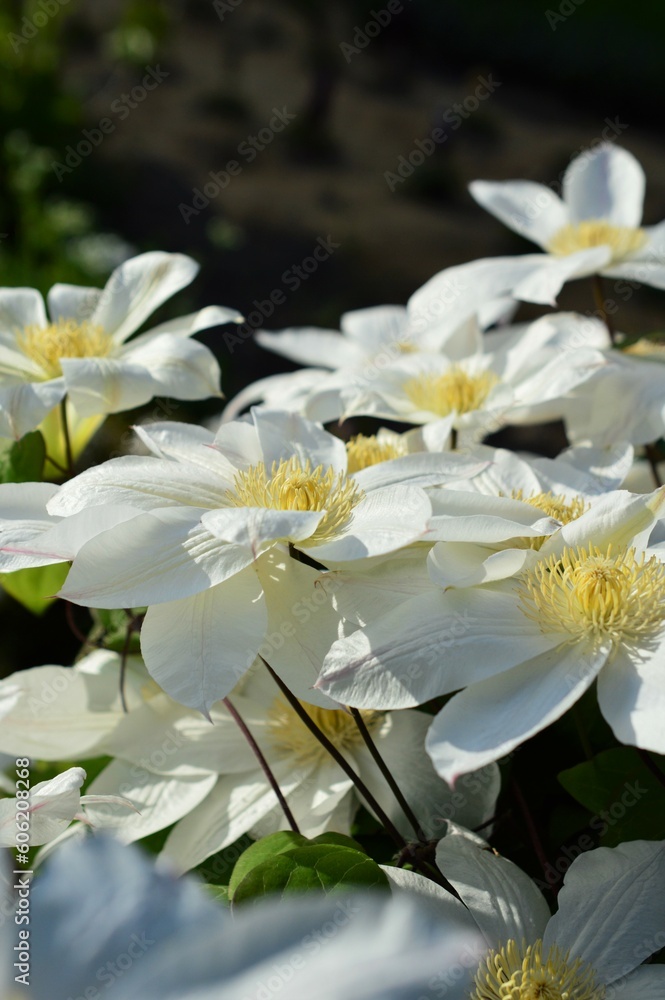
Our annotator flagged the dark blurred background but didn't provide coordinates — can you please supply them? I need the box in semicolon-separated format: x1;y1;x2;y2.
1;0;665;672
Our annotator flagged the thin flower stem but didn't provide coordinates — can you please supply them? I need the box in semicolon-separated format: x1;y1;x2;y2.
60;397;74;476
64;601;92;647
348;706;426;844
260;656;406;850
44;452;68;476
511;777;554;896
592;274;616;344
118;610;133;714
636;747;665;792
223;695;301;834
450;428;458;451
645;443;663;488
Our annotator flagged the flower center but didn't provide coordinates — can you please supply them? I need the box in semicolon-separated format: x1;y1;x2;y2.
519;543;665;649
547;220;646;264
16;319;113;379
267;696;383;767
346;432;408;472
403;367;499;417
226;457;364;543
472;939;605;1000
511;490;588;550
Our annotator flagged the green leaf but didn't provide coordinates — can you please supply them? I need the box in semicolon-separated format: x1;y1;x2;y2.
232;844;389;905
309;832;367;853
558;747;665;846
0;431;45;483
228;831;307;899
0;561;69;614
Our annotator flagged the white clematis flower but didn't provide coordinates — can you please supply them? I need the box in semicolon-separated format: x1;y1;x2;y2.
0;766;133;847
338;313;607;442
15;408;496;713
0;251;241;459
392;826;665;1000
0;650;499;873
470;142;665;297
317;488;665;781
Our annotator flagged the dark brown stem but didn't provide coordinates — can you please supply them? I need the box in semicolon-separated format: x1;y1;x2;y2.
64;601;92;646
44;452;67;476
592;274;616;344
511;777;553;895
349;706;426;844
450;427;458;451
223;696;301;834
60;397;74;476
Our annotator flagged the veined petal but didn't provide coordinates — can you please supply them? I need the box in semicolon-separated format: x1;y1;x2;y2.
563;143;645;228
132;420;217;462
606;966;665;998
92;251;199;344
351;452;488;493
160;761;305;874
120;334;222;401
426;490;560;543
317;588;557;709
61;356;158;417
0;379;65;439
0;767;86;846
340;304;408;351
47;284;102;324
469;179;569;248
435;825;551;948
59;508;252;607
202;506;324;552
540;488;665;558
252;408;348;475
543;840;665;982
140;567;267;714
129;304;243;346
426;642;609;782
256;327;363;368
601;258;665;290
301;484;431;563
597;644;665;754
1;505;140;570
47;454;233;515
0;287;47;333
511;247;613;304
83;759;217;842
428;541;530;590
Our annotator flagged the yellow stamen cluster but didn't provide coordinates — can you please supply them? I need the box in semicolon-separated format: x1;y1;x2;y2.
227;457;364;543
511;490;588;550
472;939;605;1000
16;320;113;379
519;543;665;649
547;220;646;263
403;367;499;417
267;695;383;767
346;432;408;473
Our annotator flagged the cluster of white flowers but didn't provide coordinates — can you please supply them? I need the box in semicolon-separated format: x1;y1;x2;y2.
1;142;665;997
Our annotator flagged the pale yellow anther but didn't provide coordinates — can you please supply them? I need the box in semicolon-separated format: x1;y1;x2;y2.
547;219;646;263
403;366;499;417
346;432;408;473
227;456;364;543
16;319;113;379
267;695;382;767
511;490;588;550
472;938;605;999
519;543;665;649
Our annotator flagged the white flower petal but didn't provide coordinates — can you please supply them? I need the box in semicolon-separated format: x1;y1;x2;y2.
47;284;102;324
426;490;560;543
61;356;158;417
140;568;267;714
83;759;217;842
563;143;645;227
92;251;199;344
202;506;324;552
317;588;557;709
602;258;665;290
426;642;609;782
606;966;665;999
121;334;222;402
435;825;551;947
381;864;473;927
59;508;251;607
341;304;408;351
511;248;613;303
256;327;363;368
0;767;86;846
543;840;665;982
0;379;65;439
351;452;488;493
160;761;304;874
0;288;47;332
253;408;348;475
469;179;569;248
301;485;431;563
130;304;243;345
597;644;665;754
